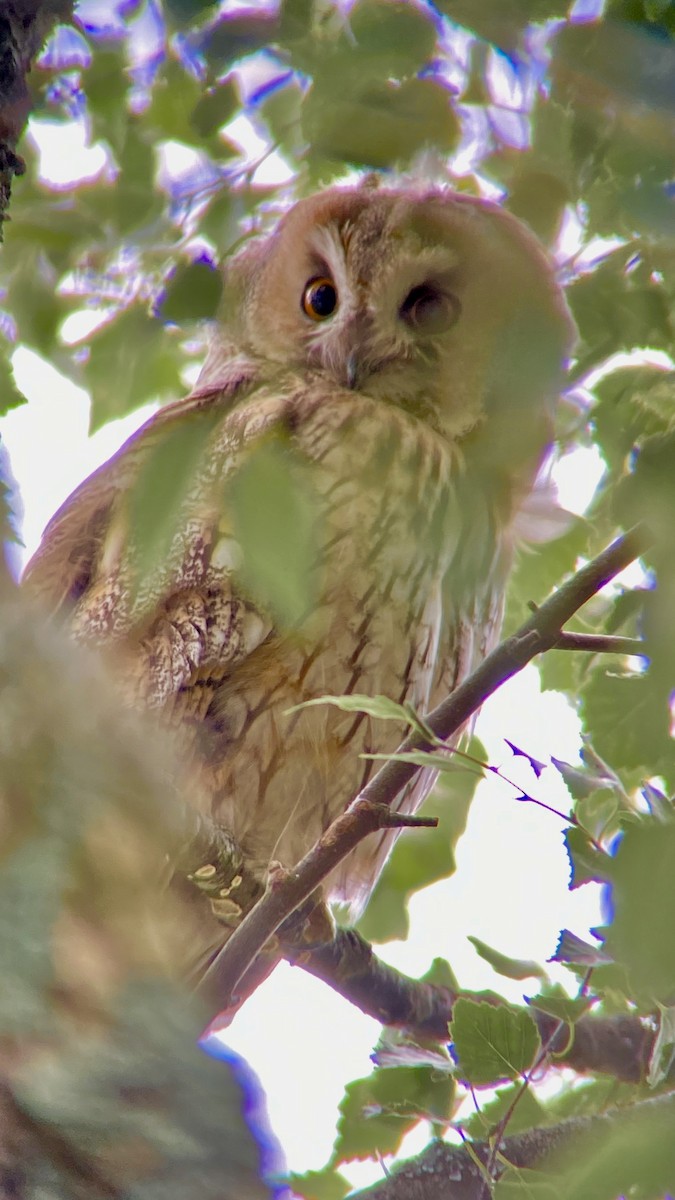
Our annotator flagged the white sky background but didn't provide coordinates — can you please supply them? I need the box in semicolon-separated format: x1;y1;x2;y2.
1;113;636;1193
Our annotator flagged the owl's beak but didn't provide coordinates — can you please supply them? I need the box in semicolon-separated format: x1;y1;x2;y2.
339;312;375;389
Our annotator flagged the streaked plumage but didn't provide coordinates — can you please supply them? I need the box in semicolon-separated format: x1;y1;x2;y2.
25;183;575;926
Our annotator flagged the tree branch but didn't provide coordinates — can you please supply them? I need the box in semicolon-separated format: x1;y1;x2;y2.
0;0;73;228
347;1089;675;1200
200;524;649;1006
284;924;652;1083
285;925;458;1038
551;631;646;655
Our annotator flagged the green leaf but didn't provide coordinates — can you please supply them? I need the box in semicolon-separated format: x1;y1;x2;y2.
460;1080;549;1139
421;956;460;993
593;367;675;476
494;1168;559;1199
259;77;305;157
580;667;672;777
548;21;675;239
333;1062;454;1163
163;0;218;28
553;19;675;125
647;1003;675;1087
160;259;223;324
0;354;27;414
144;58;204;143
550;929;613;968
496;1089;675;1200
201;191;256;253
435;0;566;52
287;692;415;725
5;254;63;357
468;936;547;983
111;121;164;234
127;405;221;598
616;428;675;552
0;600;274;1196
451;998;541;1087
526;984;593;1026
228;435;320;628
286;1168;351;1200
17;983;274;1198
551;756;616;803
358;740;483;943
348;0;438;79
0;836;69;1035
198;11;281;70
84;308;184;430
303;77;459;169
84;48;131;152
364;749;473;771
503;519;589;639
546;1076;639;1123
564;826;612;890
190;78;240;138
605;817;675;1004
568;248;674;376
288;692;438;744
506;167;571;246
574;791;621;842
5;198;104;269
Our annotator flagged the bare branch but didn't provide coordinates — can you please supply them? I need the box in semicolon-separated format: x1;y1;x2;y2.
285;925;458;1038
284;924;652;1082
200;525;649;1005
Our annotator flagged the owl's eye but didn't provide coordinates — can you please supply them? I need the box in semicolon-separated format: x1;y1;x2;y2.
302;277;338;321
400;283;460;334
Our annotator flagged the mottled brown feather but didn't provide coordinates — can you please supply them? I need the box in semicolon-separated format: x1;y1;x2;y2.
25;183;576;934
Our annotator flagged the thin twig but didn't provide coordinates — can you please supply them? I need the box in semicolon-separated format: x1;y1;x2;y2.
200;524;649;1004
481;969;593;1196
552;632;646;655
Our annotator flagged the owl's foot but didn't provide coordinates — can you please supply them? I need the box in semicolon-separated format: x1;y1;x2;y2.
278;891;336;951
175;820;266;927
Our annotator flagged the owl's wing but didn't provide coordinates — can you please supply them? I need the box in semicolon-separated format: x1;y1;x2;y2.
25;371;247;611
24;368;283;717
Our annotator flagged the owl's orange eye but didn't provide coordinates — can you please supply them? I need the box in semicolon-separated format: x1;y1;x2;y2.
302;277;338;321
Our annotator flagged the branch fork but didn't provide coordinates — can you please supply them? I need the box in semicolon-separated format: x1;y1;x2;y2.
195;525;648;1007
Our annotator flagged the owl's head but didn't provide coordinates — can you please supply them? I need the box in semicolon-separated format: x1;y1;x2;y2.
205;183;576;456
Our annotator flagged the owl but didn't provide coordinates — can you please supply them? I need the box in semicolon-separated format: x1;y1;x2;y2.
25;183;575;945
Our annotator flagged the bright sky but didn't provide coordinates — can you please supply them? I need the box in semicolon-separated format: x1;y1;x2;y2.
1;344;606;1192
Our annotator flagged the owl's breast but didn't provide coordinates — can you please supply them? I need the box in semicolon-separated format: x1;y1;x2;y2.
301;389;460;579
202;391;462;885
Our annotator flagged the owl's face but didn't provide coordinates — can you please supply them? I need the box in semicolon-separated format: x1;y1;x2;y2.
212;185;575;451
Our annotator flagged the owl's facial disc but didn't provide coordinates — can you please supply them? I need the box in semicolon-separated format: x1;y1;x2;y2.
295;217;467;395
298;276;457;399
301;273;460;392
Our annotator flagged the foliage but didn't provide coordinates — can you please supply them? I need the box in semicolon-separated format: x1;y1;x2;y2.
0;593;279;1197
1;0;674;1197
